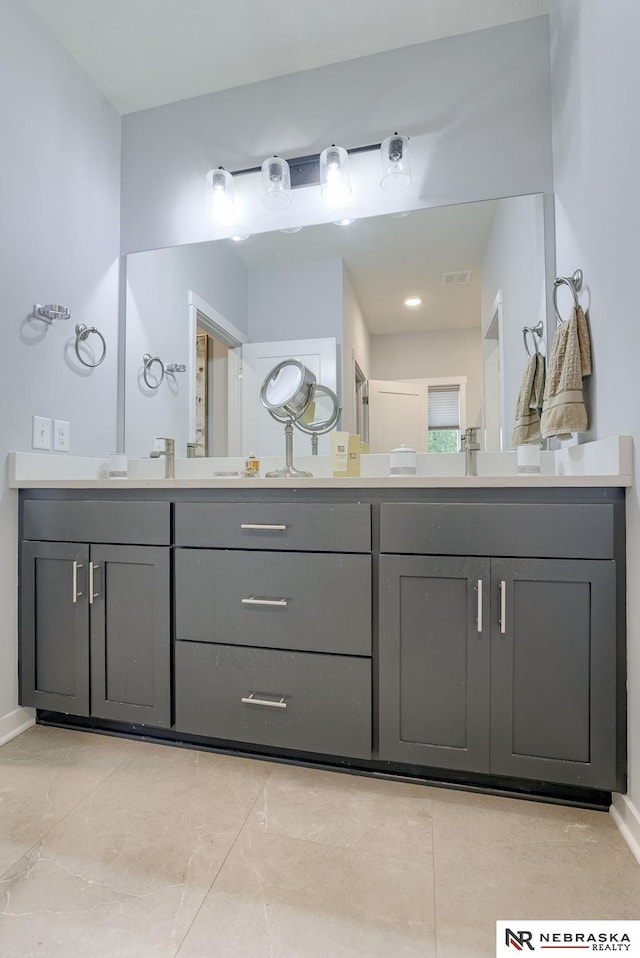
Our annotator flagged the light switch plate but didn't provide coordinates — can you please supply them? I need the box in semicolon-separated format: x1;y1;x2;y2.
32;416;51;450
53;419;70;452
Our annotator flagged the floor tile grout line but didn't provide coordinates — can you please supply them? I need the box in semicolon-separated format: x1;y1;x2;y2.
171;760;277;958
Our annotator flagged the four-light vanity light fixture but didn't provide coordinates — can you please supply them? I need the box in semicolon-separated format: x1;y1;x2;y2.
207;133;411;224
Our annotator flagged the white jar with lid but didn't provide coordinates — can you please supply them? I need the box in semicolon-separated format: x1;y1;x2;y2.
389;444;417;475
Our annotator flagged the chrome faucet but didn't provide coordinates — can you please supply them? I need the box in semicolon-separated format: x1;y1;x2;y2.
150;437;175;479
461;427;480;477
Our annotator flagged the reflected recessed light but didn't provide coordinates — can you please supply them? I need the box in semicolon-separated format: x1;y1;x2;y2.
230;234;249;242
280;226;303;233
334;218;355;226
404;296;422;308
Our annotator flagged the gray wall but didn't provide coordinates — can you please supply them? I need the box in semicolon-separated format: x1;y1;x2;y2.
248;258;343;345
370;329;483;431
120;17;553;254
0;0;121;737
550;0;640;846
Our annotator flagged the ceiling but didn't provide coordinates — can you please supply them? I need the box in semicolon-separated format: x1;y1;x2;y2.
212;199;498;335
25;0;550;115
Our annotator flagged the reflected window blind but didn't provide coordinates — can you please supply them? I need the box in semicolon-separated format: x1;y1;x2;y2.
428;386;460;429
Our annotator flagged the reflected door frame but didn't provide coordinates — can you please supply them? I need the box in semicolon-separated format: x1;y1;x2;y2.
188;291;247;457
483;290;505;452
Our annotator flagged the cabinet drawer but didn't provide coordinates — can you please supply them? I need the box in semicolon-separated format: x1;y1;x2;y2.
380;502;614;559
176;550;371;655
23;500;171;546
175;642;371;759
175;502;371;552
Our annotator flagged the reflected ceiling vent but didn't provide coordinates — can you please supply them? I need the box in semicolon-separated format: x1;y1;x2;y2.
442;270;471;286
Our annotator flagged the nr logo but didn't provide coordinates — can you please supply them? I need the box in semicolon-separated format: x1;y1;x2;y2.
505;928;535;951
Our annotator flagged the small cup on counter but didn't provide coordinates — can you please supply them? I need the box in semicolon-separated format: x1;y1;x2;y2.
390;444;417;475
108;453;128;478
516;444;541;474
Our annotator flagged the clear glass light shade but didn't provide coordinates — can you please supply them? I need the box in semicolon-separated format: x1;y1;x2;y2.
206;167;235;223
320;145;351;205
380;133;411;192
261;156;292;210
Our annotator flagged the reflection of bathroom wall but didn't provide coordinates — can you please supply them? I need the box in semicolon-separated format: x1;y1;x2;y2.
248;258;343;343
247;257;344;400
125;240;248;457
369;329;483;429
342;267;371;434
481;194;546;447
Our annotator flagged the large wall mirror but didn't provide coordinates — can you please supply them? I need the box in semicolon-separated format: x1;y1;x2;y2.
124;193;550;459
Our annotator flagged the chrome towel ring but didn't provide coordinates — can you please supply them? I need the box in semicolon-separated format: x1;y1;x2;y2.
522;320;544;357
553;269;583;325
143;353;165;388
74;323;107;368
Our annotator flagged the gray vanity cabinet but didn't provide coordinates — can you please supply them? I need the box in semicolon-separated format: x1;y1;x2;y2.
18;489;624;798
20;501;171;727
378;502;621;791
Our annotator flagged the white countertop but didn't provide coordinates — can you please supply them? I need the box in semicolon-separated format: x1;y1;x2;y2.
6;475;632;489
7;436;633;490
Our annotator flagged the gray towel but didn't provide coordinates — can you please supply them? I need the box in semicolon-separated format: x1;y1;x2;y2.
512;352;545;446
541;306;592;440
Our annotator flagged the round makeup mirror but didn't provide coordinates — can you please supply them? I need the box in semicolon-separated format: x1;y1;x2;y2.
260;359;316;477
295;384;341;454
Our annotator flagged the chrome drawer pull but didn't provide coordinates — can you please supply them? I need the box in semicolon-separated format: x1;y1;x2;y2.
241;694;287;709
241;597;288;608
477;579;483;633
89;562;101;604
240;523;287;531
72;561;83;603
500;580;507;634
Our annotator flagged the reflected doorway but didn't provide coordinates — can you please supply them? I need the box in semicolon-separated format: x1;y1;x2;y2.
195;330;231;457
188;291;246;458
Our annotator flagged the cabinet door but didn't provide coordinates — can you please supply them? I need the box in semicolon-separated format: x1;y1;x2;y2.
89;545;171;727
379;555;490;771
20;541;90;715
490;558;617;789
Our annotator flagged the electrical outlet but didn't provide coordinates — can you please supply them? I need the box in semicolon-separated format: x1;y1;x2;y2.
32;416;51;450
53;419;70;452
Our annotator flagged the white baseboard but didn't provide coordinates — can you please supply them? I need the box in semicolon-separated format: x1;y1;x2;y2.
610;793;640;866
0;707;35;746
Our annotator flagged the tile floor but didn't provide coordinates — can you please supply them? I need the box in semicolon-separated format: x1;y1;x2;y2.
0;726;638;957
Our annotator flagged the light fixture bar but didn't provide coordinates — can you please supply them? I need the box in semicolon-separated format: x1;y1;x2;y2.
230;142;381;189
